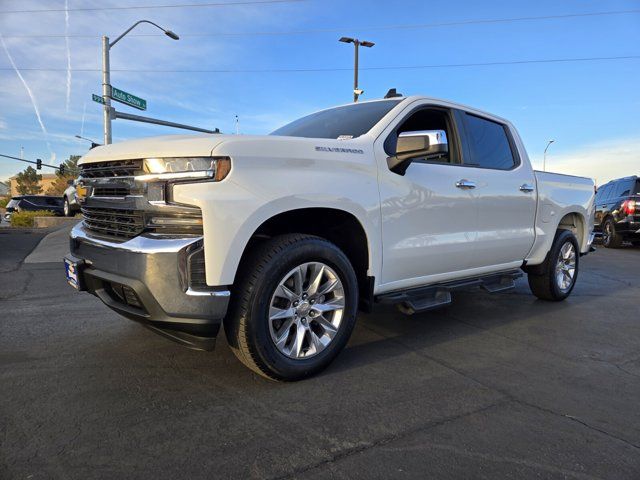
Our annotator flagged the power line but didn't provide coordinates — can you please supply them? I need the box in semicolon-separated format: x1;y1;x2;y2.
1;55;638;74
0;0;306;14
1;9;638;38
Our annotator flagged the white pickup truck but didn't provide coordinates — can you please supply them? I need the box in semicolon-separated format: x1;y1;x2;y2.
65;95;595;380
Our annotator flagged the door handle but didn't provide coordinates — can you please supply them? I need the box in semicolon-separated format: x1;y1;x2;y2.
455;179;476;189
519;183;535;193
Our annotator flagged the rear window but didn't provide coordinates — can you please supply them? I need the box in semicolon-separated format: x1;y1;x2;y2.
270;100;402;139
462;113;517;170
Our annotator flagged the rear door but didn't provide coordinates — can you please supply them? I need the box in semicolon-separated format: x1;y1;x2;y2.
456;111;537;268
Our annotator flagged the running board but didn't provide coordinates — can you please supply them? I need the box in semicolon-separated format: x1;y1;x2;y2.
376;270;523;315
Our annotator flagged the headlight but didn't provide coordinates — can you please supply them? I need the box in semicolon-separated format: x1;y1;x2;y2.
136;156;231;182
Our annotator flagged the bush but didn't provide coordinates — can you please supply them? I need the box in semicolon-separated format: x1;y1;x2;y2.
0;197;9;208
10;210;56;227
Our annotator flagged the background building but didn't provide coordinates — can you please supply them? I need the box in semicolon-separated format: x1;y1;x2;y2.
8;173;58;197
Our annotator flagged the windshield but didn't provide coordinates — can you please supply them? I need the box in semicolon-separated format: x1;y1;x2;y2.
270;99;402;139
6;199;20;209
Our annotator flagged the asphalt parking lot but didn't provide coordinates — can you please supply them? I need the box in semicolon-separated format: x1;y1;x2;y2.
1;226;639;479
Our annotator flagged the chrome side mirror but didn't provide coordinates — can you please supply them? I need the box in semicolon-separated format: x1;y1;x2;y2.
387;130;448;174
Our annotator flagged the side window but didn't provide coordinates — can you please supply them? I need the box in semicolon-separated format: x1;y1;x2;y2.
463;113;517;170
385;107;458;165
614;179;634;198
596;183;612;203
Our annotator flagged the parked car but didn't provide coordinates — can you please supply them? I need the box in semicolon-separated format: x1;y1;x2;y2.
4;195;65;221
63;180;82;217
594;175;640;248
64;95;596;381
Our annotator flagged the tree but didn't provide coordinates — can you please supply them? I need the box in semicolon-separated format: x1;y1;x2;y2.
45;155;81;196
15;166;42;195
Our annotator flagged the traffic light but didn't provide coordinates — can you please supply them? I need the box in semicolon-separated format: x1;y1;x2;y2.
59;164;65;175
36;158;42;170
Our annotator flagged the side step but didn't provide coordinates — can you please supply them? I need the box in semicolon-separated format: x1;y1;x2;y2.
376;270;523;315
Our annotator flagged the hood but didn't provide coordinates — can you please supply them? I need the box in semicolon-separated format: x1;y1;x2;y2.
78;134;228;165
79;133;372;165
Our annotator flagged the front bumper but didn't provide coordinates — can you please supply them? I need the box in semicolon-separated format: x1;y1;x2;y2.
67;222;230;350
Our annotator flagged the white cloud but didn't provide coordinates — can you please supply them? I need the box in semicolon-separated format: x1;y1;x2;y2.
531;137;640;186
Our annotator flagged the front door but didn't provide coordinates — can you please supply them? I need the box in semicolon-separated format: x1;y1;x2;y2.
374;105;479;290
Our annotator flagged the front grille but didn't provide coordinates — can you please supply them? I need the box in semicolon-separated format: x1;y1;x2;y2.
92;186;130;197
80;159;143;178
81;206;145;239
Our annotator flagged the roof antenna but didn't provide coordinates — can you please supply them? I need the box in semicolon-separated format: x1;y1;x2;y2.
384;88;402;99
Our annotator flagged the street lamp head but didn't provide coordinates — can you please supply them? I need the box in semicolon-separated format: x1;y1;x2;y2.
549;139;555;144
165;30;179;40
360;40;375;48
339;37;354;44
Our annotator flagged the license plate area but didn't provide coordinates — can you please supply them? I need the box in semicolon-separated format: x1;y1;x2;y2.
64;258;86;291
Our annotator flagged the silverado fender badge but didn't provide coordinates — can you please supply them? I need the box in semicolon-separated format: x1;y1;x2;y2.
315;146;364;154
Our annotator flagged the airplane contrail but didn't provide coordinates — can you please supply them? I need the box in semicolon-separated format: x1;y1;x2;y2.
0;34;53;157
64;0;71;111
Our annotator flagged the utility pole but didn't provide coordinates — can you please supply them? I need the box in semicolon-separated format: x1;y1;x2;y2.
339;37;375;102
101;21;179;144
543;139;555;172
102;35;112;145
235;115;239;135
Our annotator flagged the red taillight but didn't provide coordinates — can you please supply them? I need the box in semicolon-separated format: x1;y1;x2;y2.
621;200;636;215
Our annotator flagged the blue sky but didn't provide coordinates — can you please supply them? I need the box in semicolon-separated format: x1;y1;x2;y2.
0;0;639;184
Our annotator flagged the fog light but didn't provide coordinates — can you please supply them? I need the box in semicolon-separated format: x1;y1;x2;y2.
150;217;203;226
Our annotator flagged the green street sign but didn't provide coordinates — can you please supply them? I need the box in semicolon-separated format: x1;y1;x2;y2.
92;94;105;105
111;87;147;111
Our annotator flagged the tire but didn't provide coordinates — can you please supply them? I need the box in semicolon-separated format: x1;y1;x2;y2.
601;218;623;248
527;229;579;301
224;234;358;381
63;197;71;217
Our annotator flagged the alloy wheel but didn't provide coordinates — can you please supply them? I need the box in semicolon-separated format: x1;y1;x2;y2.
555;241;576;292
268;262;345;359
603;221;612;246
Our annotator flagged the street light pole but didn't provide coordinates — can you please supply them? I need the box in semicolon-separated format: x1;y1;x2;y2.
101;21;179;145
102;35;112;145
543;139;555;172
339;37;375;102
353;41;359;103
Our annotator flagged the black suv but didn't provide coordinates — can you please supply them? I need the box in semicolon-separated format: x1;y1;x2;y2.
4;195;65;222
594;175;640;248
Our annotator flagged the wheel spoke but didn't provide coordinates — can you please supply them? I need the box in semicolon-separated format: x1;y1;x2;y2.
290;321;306;358
312;297;344;314
275;283;297;301
269;306;296;321
306;264;325;296
317;279;339;296
309;330;322;354
292;265;307;296
313;315;338;337
274;318;295;350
